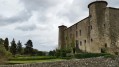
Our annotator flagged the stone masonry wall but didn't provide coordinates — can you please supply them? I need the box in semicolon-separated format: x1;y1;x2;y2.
1;57;119;67
106;8;119;54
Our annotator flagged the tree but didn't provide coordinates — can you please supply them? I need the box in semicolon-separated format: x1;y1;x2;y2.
10;39;17;56
49;50;56;56
17;40;22;54
24;40;33;55
4;38;9;51
0;38;12;64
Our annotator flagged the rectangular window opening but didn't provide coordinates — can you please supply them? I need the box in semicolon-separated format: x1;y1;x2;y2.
79;30;81;36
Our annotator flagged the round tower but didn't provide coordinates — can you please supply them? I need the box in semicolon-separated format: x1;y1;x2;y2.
88;1;108;16
88;1;108;53
58;25;67;49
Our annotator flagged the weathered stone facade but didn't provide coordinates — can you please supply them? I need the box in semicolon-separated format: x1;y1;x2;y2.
58;1;119;54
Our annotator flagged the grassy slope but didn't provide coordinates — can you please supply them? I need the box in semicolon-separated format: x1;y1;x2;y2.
7;59;64;64
7;56;64;64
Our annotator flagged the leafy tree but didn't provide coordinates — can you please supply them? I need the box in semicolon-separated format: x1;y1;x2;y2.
37;51;46;56
4;38;9;51
24;40;33;55
32;49;39;55
17;40;22;54
49;50;56;56
10;39;17;56
0;38;4;45
0;38;12;64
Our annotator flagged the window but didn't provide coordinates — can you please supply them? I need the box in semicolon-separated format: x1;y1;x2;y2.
80;41;82;46
101;48;106;53
104;24;105;28
105;43;107;48
76;24;78;29
84;40;86;44
79;30;81;36
76;31;78;37
90;25;92;30
76;40;79;49
91;38;93;42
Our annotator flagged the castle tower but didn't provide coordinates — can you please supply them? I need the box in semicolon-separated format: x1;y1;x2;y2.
88;1;108;53
58;25;67;49
88;1;108;17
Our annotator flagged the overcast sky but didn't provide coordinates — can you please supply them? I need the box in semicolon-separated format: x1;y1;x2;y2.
0;0;119;51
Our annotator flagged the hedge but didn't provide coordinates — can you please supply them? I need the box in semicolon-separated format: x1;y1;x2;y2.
74;53;112;59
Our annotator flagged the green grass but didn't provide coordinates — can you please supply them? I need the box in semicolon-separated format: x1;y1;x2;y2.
9;56;57;61
6;56;65;64
7;59;64;64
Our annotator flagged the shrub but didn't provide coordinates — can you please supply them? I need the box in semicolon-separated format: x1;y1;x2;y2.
0;45;12;64
74;53;111;59
55;49;71;58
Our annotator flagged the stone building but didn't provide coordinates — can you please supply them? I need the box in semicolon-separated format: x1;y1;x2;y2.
58;1;119;54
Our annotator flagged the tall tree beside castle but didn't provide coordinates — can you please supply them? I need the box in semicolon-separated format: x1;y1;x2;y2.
17;40;22;54
4;38;9;51
24;40;33;55
10;39;17;56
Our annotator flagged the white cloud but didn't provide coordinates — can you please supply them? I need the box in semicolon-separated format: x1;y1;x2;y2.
0;0;24;17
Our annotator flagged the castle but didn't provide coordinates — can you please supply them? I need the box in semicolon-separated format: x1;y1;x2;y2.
58;1;119;54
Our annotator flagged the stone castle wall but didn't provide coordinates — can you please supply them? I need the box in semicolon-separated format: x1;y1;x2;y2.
58;1;119;54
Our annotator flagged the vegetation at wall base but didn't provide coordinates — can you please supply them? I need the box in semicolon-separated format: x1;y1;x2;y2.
74;53;113;59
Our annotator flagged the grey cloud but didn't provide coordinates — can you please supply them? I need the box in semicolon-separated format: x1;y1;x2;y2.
20;0;62;11
20;0;62;25
57;0;90;23
108;0;119;7
15;24;37;31
0;11;32;26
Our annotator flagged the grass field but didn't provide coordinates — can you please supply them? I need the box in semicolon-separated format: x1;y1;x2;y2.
7;56;65;64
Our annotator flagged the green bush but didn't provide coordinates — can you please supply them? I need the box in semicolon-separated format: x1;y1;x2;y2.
0;45;12;64
74;53;111;59
0;45;12;58
104;55;115;59
55;49;71;58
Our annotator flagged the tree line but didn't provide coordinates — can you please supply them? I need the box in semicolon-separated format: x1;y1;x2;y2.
0;38;45;57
